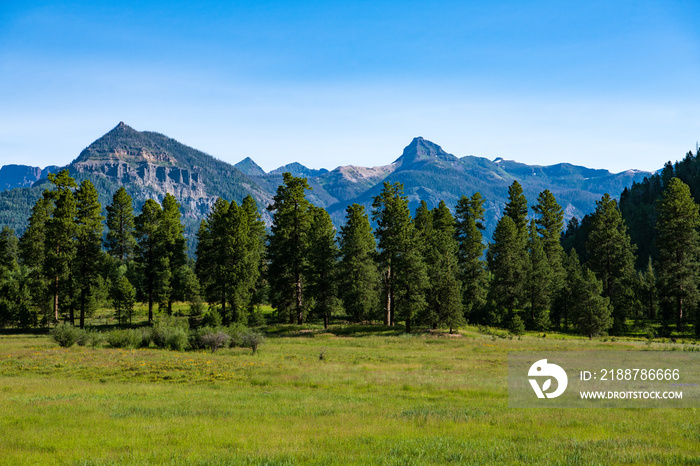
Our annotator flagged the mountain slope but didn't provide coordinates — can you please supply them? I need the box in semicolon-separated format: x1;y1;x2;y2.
0;128;651;254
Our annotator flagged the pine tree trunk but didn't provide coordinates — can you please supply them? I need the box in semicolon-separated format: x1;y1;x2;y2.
148;291;153;324
79;291;85;329
53;275;59;323
296;275;303;325
384;267;391;326
405;315;411;333
324;312;328;329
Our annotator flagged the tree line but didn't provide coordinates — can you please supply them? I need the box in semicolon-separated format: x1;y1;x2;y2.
0;169;698;337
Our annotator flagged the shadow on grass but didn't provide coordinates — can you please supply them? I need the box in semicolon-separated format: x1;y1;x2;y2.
264;323;409;338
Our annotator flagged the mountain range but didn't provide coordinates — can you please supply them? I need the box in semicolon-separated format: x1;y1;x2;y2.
0;122;651;251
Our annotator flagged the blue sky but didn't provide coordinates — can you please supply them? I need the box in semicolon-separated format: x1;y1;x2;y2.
1;0;699;172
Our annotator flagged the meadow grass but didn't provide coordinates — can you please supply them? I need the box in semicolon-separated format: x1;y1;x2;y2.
0;326;698;465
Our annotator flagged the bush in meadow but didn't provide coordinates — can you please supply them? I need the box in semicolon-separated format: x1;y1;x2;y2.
50;323;81;348
106;329;142;349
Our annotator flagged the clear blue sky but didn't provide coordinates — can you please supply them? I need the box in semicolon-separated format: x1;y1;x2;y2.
1;0;699;172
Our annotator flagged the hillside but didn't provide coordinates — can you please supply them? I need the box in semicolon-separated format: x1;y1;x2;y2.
0;125;651;250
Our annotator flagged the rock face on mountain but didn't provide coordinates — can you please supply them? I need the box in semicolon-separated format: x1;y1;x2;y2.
0;124;652;252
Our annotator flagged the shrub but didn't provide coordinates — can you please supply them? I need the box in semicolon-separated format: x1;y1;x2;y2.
226;323;248;348
241;330;265;354
106;329;142;349
188;326;213;350
50;323;81;348
138;327;153;348
90;331;105;348
200;331;230;353
75;328;91;347
152;317;190;351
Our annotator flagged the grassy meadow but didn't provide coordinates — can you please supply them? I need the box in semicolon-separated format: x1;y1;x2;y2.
0;321;699;465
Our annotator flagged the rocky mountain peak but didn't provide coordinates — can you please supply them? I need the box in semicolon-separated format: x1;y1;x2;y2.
395;137;458;165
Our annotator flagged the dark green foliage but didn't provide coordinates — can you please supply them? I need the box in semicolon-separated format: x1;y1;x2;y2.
526;220;551;330
0;226;19;270
637;258;658;320
586;194;638;333
532;189;565;290
419;201;464;332
44;170;78;324
551;249;582;329
112;275;136;325
655;178;700;331
487;216;524;321
196;197;264;324
572;268;613;339
159;193;187;314
267;173;313;324
135;199;166;323
306;207;341;329
504;181;528;238
74;180;104;328
509;314;525;336
372;182;428;331
455;193;487;321
338;204;380;323
105;187;137;262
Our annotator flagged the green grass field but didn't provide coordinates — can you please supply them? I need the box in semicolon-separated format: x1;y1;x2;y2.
1;324;698;465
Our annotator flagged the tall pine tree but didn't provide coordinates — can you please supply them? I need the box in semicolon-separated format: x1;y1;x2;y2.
44;170;77;323
306;206;341;329
586;193;638;333
338;204;380;323
455;193;487;321
105;187;136;262
267;173;313;324
74;180;104;328
655;178;700;333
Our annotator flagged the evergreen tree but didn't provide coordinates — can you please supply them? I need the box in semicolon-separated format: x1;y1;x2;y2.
372;182;428;330
159;193;187;314
223;200;255;324
196;198;229;317
306;206;341;329
338;204;380;323
423;201;464;332
74;180;104;328
454;193;487;321
112;275;136;325
655;178;700;332
504;181;528;239
0;227;19;271
526;220;551;330
572;268;613;339
105;187;136;262
135;199;166;323
532;189;565;288
267;173;313;324
637;257;657;320
586;194;638;333
44;170;77;323
486;215;523;324
502;180;529;307
241;195;267;315
19;197;52;325
551;248;582;329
